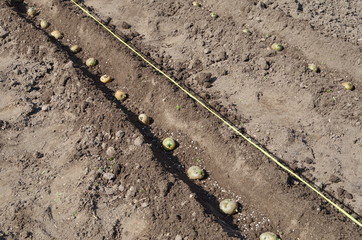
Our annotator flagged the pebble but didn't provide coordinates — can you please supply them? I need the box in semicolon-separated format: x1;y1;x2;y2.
134;136;144;146
106;146;116;157
41;105;50;112
257;57;270;70
214;51;227;62
115;130;125;140
141;202;149;208
105;186;117;195
175;235;182;240
0;26;9;38
63;61;74;69
203;48;211;54
118;185;125;192
103;172;115;181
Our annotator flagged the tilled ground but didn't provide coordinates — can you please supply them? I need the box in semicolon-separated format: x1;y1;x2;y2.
83;0;362;214
0;0;361;240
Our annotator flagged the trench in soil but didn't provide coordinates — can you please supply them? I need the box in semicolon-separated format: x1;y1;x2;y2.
2;0;362;239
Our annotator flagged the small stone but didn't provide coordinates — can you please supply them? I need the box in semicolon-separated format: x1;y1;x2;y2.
214;51;227;62
175;235;182;240
257;58;270;70
203;48;211;54
41;105;50;112
105;186;117;195
63;61;74;69
134;136;144;146
115;130;125;140
121;21;131;29
141;202;149;208
329;175;341;183
103;172;115;181
118;185;125;192
125;186;136;199
106;146;116;157
0;26;9;38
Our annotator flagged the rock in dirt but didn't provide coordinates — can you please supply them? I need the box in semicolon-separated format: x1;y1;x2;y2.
175;235;182;240
0;26;9;38
203;48;211;54
214;51;227;62
134;136;144;146
115;130;125;140
103;172;115;181
257;57;270;70
141;202;149;208
106;146;116;157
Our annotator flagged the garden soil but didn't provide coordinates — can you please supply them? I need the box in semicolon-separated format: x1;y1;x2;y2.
0;0;361;239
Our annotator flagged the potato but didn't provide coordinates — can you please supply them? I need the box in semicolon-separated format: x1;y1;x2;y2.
162;137;176;151
51;30;63;40
187;166;205;180
219;199;238;214
114;90;127;101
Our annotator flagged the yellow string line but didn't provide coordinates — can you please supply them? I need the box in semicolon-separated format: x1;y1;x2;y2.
69;0;361;227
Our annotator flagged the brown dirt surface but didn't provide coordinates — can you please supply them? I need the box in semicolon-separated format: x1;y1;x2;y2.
0;0;361;239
